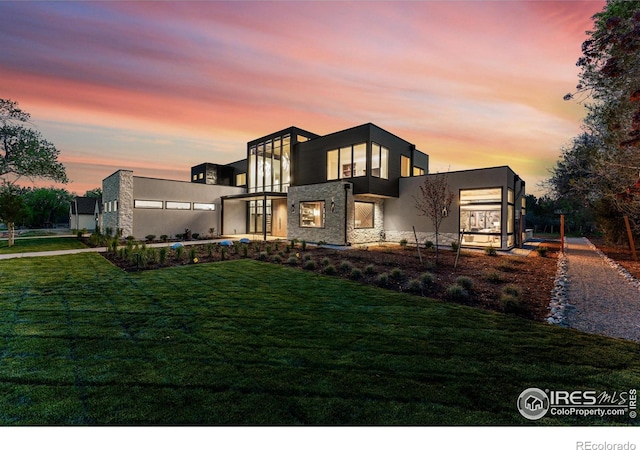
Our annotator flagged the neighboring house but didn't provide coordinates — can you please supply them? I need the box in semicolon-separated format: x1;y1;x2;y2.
102;123;526;249
69;196;100;231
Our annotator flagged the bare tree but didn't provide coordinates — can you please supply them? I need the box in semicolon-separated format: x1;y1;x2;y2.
413;172;454;263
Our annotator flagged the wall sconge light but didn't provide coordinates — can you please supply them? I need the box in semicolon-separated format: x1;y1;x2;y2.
291;202;295;213
442;206;448;217
331;197;335;213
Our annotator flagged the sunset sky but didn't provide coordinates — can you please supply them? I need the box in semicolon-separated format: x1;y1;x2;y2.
1;0;605;196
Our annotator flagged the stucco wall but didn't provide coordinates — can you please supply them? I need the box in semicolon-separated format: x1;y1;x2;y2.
131;177;244;239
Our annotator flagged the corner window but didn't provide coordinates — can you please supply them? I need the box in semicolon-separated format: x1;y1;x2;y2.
236;173;246;186
371;143;388;179
300;201;325;228
326;143;367;180
413;167;425;176
401;155;411;177
460;188;502;248
354;202;374;229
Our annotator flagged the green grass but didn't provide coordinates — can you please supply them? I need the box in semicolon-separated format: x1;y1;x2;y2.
0;253;638;425
0;237;88;254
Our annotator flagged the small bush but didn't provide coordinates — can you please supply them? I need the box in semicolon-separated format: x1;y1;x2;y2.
502;284;522;298
145;234;156;242
455;276;474;290
390;267;404;280
497;260;516;272
242;244;248;258
339;260;352;273
376;272;389;287
536;246;549;257
420;272;435;287
350;267;363;280
159;247;168;265
146;248;158;264
301;240;307;251
160;234;168;242
174;245;184;261
364;264;376;275
192;233;200;240
206;243;214;258
424;240;434;250
257;252;268;261
303;260;316;270
189;247;197;263
321;257;331;267
303;254;312;262
323;264;336;275
399;238;408;248
501;286;526;315
485;246;497;256
446;284;469;300
271;254;282;263
485;270;503;284
286;256;298;266
451;241;460;251
406;278;422;293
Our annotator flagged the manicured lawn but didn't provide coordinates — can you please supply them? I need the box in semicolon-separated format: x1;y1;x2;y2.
0;254;637;425
0;237;88;254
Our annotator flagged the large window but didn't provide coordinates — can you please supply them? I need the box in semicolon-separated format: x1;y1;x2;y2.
401;155;411;177
300;201;325;228
460;188;502;247
354;202;374;228
248;134;291;193
236;173;246;186
326;143;367;180
166;201;191;210
371;143;388;179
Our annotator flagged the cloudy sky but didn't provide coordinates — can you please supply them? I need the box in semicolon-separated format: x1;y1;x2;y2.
1;0;605;195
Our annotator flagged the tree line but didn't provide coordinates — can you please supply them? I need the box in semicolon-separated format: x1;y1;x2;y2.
549;0;640;244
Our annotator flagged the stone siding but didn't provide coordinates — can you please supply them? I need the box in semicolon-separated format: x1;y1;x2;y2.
102;170;134;237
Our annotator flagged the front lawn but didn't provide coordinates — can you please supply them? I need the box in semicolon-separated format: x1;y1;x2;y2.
0;254;637;425
0;237;88;254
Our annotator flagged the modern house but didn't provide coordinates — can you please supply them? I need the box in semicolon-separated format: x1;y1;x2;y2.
102;123;526;249
69;196;101;231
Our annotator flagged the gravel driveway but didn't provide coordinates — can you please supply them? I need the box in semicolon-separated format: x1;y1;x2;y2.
564;237;640;342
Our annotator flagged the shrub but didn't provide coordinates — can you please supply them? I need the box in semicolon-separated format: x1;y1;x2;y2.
536;246;549;257
455;276;474;290
485;270;503;284
497;260;516;272
376;272;389;287
364;264;376;275
501;286;526;315
303;260;316;270
399;238;408;248
220;247;227;261
271;254;282;263
406;278;422;293
206;243;214;258
424;240;434;250
485;246;497;256
189;247;197;263
147;248;158;264
286;256;298;266
105;227;114;238
192;233;200;240
159;247;168;265
420;272;435;287
257;252;268;261
323;264;336;275
390;267;404;280
145;234;156;242
242;244;248;258
321;257;331;267
446;284;468;300
174;245;184;261
301;240;307;251
303;254;312;262
339;260;352;273
502;284;522;298
350;267;363;280
160;234;168;242
451;241;460;251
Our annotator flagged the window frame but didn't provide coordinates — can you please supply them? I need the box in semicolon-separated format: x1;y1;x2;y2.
134;200;164;209
354;201;375;229
299;200;325;228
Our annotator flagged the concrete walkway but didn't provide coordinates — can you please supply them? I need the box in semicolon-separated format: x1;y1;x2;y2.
564;237;640;342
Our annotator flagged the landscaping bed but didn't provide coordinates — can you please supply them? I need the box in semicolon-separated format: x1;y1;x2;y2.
101;239;560;321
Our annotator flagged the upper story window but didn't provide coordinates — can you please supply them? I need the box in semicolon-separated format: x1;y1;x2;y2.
327;143;367;180
401;155;411;177
248;134;290;193
371;143;388;179
413;166;425;176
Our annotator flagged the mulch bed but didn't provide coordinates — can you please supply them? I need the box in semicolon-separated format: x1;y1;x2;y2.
100;239;561;322
588;236;640;280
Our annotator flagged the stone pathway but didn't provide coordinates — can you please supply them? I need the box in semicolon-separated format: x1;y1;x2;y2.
562;237;640;342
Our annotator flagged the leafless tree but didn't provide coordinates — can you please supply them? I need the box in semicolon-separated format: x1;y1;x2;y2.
414;172;454;264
